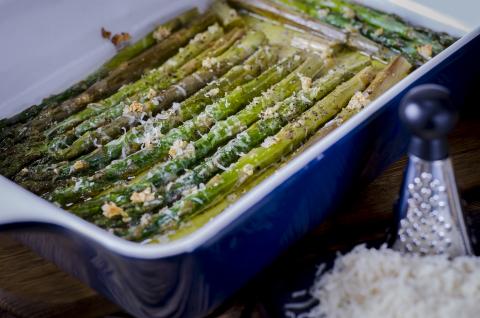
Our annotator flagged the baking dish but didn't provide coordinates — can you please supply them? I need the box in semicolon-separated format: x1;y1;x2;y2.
1;0;479;317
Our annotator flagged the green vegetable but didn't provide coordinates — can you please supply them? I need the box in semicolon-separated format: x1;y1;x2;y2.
127;65;376;240
22;43;275;185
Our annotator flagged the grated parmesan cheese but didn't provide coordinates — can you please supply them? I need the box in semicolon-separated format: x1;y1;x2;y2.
261;136;278;148
342;7;356;19
130;187;155;203
101;202;131;222
202;57;219;69
345;91;371;111
308;244;480;318
168;139;195;158
153;27;171;41
205;87;220;97
146;88;157;100
317;8;329;18
140;213;152;226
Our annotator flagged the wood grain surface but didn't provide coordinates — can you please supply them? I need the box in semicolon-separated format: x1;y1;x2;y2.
0;115;479;318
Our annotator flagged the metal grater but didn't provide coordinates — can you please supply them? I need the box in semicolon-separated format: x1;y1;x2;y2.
393;84;473;256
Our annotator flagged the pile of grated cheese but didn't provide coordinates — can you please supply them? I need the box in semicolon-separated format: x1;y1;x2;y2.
308;244;480;318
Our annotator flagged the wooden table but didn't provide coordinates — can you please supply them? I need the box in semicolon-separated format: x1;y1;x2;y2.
1;114;479;318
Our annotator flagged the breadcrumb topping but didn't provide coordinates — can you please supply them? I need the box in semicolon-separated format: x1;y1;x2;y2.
130;187;155;203
126;101;145;113
417;44;433;59
72;160;88;171
102;202;131;222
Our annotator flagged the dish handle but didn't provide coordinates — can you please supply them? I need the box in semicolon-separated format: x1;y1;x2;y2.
0;177;63;228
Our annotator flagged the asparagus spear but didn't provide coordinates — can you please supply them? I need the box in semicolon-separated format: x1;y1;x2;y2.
46;23;226;140
71;53;369;226
155;52;368;205
278;0;425;64
0;8;199;129
0;14;219;176
52;45;284;206
307;0;447;55
45;28;246;165
212;0;244;28
71;27;244;139
115;52;369;220
230;0;393;60
12;12;217;143
301;55;411;148
49;31;266;161
49;32;273;204
70;52;324;218
22;45;275;184
127;65;376;240
169;57;411;239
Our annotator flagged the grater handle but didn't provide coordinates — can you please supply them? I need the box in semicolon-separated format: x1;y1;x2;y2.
394;84;473;256
399;84;458;160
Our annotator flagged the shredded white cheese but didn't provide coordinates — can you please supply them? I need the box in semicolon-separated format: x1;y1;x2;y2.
168;139;195;158
261;136;278;148
146;88;157;100
202;57;219;69
317;8;329;18
308;244;480;318
205;87;220;97
345;91;371;111
140;213;153;226
174;85;187;97
153;27;171;41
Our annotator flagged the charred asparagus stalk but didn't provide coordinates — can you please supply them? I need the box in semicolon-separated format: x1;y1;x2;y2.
21;45;276;185
49;32;280;204
46;23;227;140
309;0;450;54
45;25;235;159
277;0;426;64
70;52;331;218
114;52;368;220
49;31;266;161
166;56;412;240
127;65;377;240
230;0;393;60
70;27;243;139
12;12;218;143
0;8;199;129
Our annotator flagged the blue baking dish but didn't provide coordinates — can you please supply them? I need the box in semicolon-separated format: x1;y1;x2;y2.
1;0;479;317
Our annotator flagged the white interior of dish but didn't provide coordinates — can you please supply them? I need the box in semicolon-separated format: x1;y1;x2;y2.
0;0;477;258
